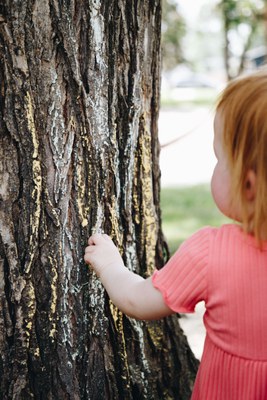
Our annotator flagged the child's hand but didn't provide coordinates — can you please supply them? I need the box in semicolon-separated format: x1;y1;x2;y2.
84;233;173;320
84;233;125;277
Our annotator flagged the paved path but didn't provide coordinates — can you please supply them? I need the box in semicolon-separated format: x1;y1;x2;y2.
159;106;216;187
158;106;215;359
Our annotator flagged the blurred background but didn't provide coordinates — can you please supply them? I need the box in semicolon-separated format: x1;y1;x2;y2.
159;0;267;360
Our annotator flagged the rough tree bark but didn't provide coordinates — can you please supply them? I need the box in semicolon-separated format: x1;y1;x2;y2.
0;1;199;399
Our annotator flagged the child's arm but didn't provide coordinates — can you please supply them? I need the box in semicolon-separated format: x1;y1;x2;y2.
84;234;173;320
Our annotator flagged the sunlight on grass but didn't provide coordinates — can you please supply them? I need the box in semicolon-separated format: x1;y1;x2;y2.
161;184;229;255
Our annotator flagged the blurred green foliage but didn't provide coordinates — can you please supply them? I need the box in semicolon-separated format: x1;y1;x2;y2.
162;0;267;79
162;0;186;70
218;0;266;25
217;0;267;78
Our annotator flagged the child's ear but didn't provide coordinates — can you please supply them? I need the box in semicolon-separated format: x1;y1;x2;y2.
245;169;257;201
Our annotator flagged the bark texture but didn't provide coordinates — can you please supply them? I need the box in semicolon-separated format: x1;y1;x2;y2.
0;1;199;399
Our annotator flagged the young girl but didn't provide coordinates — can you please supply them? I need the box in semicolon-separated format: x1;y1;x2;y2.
84;69;267;399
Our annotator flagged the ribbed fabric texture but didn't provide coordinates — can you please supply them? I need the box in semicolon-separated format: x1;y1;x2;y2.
152;224;267;399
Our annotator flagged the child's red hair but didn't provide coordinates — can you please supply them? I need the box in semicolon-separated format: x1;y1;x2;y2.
216;69;267;242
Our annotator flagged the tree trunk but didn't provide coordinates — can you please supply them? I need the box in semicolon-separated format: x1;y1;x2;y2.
0;1;199;399
221;5;232;80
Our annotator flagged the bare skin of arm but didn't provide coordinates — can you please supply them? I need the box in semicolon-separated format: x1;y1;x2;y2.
84;234;173;320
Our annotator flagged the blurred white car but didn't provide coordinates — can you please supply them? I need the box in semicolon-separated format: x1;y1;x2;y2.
161;70;221;104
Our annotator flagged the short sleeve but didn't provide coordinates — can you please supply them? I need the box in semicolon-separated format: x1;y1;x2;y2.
152;227;211;313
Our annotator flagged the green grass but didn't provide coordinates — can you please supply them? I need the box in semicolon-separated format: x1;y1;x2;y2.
161;184;229;255
160;96;215;108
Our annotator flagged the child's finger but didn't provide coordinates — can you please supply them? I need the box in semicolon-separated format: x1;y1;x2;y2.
88;233;111;245
84;245;94;254
103;234;112;242
88;233;103;245
84;251;92;264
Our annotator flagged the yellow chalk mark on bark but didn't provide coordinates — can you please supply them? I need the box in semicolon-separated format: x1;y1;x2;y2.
108;195;123;244
139;114;158;275
132;156;141;225
75;122;89;228
76;158;89;228
25;92;42;274
24;281;36;346
109;301;130;387
34;347;40;357
48;255;58;339
49;327;57;339
146;322;164;349
26;92;39;159
69;116;91;227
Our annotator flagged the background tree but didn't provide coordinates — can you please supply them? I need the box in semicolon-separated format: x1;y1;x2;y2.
162;0;186;70
0;1;198;399
218;0;267;79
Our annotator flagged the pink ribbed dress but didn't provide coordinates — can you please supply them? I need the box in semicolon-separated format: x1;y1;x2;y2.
152;224;267;400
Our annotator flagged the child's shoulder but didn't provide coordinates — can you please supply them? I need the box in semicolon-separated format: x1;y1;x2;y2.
192;223;238;239
201;223;267;251
209;223;240;236
179;224;237;252
187;224;241;249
